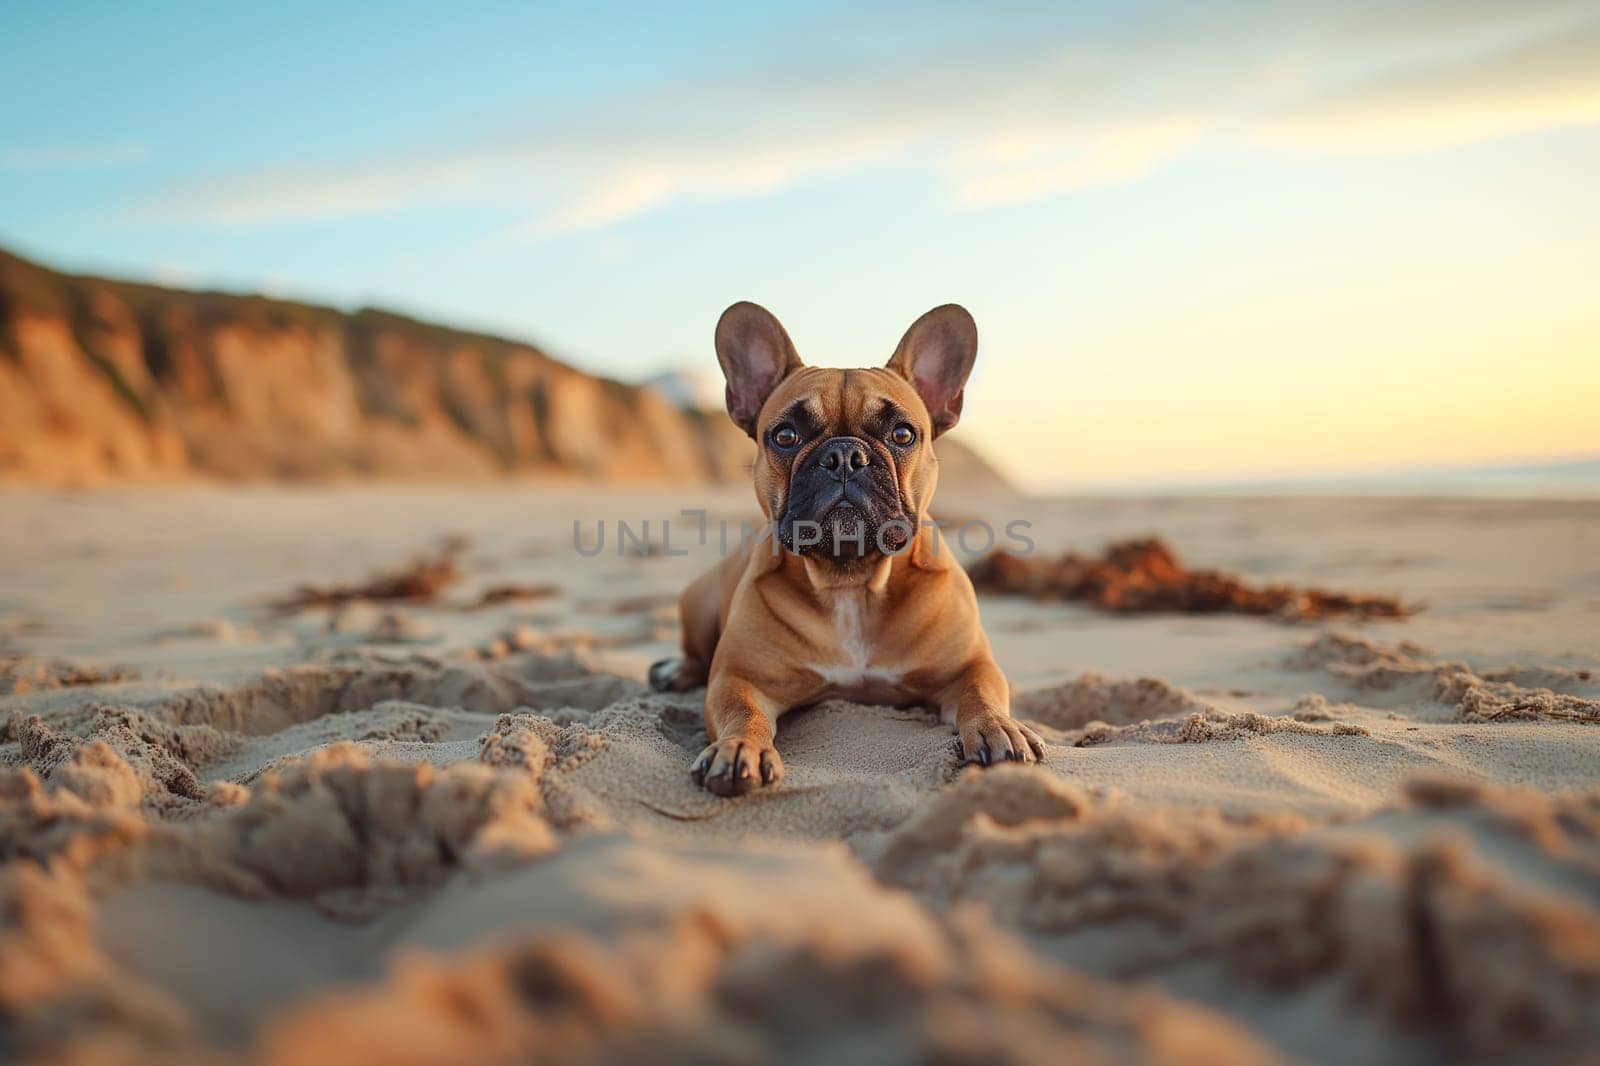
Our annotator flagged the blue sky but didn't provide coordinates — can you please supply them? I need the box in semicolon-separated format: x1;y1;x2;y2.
3;1;1598;489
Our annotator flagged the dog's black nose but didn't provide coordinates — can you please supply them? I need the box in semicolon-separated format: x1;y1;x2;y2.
817;437;871;480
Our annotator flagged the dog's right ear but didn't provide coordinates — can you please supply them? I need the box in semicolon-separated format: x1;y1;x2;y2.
715;302;804;438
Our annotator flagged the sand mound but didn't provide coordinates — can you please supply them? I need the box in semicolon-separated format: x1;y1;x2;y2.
176;744;557;917
0;655;628;922
1293;634;1600;723
479;713;611;832
1438;671;1600;724
0;862;191;1061
258;891;1280;1066
11;712;209;811
873;768;1600;1059
1011;676;1370;745
1079;709;1370;745
970;538;1413;621
2;733;564;920
1013;674;1211;730
145;653;639;735
0;767;151;870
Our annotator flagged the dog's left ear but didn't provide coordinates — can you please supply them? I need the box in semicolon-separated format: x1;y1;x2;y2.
886;304;978;437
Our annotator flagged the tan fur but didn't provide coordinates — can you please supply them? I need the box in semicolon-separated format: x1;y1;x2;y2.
666;305;1043;797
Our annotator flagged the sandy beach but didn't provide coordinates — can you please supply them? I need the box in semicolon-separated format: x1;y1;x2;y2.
2;486;1597;1064
7;2;1598;1060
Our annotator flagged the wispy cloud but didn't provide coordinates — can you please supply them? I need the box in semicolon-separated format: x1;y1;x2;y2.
132;0;1600;239
1260;15;1600;151
0;141;147;172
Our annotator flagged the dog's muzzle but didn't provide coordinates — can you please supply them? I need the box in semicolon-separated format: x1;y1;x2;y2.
777;436;910;558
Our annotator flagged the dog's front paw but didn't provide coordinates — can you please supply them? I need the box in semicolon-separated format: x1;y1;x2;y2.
958;712;1047;766
691;737;784;797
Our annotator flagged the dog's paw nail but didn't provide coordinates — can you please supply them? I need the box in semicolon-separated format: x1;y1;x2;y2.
692;741;782;797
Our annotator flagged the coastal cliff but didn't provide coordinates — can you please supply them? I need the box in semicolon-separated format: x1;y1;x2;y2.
0;247;1009;489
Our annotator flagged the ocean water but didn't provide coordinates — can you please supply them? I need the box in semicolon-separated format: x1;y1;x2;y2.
1052;456;1600;499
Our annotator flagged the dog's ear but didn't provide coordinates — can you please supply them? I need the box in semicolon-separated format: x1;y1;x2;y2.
715;302;804;437
886;304;977;437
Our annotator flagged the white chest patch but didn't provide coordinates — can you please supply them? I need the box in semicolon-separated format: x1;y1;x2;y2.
835;596;868;668
814;594;905;695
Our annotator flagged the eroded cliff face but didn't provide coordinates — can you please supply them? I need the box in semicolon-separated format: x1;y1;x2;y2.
0;249;1011;489
0;249;766;486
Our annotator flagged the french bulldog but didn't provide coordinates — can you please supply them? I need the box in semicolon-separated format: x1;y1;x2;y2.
650;302;1044;797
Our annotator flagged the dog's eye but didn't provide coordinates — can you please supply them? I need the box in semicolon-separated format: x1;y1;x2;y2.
889;423;916;447
770;424;799;448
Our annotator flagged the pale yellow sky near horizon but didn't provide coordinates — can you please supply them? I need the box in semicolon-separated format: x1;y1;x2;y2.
954;127;1599;491
964;274;1597;490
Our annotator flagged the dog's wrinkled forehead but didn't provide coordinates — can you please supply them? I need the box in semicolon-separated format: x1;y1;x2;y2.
758;366;929;438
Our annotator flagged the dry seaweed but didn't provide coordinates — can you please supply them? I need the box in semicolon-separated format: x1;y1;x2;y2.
0;657;139;696
274;539;467;612
970;537;1413;621
469;583;562;609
